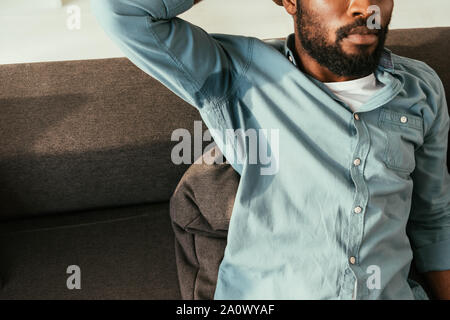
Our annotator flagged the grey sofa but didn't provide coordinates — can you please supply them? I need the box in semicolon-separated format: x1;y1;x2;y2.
0;27;449;299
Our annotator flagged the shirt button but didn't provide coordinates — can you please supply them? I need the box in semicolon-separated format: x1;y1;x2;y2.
400;116;408;123
354;113;360;121
354;206;362;214
353;158;361;166
349;256;356;265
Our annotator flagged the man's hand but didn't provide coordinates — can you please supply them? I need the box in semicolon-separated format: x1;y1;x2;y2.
424;270;450;300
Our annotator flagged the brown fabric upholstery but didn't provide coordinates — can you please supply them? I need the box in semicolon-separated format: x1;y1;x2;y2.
0;203;180;299
170;27;450;300
0;59;206;220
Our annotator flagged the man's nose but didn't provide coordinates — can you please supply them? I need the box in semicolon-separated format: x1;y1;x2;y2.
348;0;376;18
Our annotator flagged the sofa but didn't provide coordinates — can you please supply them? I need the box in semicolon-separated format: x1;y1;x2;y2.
0;27;449;299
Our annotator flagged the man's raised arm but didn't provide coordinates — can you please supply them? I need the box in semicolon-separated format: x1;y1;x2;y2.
91;0;252;110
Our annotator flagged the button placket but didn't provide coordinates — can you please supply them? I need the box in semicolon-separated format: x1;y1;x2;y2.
346;112;371;299
341;267;357;299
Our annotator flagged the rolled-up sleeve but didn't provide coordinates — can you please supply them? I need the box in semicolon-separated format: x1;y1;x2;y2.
407;74;450;273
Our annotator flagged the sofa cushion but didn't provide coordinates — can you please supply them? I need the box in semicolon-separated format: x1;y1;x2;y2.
0;202;180;299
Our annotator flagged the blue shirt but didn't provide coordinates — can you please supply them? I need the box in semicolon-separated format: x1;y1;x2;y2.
92;0;450;299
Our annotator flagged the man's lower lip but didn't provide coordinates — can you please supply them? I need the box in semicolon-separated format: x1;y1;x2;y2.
344;34;378;45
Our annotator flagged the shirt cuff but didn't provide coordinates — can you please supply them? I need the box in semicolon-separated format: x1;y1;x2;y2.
414;238;450;273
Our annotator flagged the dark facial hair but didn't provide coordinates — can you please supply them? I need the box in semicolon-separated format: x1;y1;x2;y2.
296;0;389;78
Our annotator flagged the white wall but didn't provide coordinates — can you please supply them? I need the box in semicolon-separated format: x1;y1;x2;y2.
1;0;449;64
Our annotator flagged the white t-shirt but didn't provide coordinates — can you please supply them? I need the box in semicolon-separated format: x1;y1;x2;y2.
323;73;384;112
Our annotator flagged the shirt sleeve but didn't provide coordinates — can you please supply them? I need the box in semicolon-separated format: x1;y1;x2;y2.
90;0;252;110
407;74;450;273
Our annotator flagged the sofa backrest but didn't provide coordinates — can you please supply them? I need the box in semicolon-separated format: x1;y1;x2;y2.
0;58;204;220
386;27;450;102
0;27;449;220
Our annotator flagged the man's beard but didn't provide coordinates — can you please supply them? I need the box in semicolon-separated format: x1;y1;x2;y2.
296;2;389;78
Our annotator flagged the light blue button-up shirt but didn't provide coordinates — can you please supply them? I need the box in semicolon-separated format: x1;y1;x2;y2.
92;0;450;299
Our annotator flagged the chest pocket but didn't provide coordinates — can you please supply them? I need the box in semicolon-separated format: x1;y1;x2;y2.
377;108;424;173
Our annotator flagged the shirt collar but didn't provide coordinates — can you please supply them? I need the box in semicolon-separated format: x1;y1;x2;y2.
284;33;395;73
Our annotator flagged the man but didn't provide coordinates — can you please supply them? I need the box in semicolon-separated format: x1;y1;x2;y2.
92;0;450;299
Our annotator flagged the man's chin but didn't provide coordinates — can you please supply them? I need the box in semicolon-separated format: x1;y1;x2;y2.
340;41;378;57
325;47;382;78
